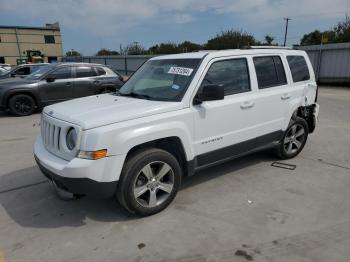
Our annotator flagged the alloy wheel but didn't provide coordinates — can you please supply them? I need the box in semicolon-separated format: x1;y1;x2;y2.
133;161;174;208
14;97;33;115
283;123;306;155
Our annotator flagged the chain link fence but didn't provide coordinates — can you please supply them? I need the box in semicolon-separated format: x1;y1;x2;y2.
62;55;154;76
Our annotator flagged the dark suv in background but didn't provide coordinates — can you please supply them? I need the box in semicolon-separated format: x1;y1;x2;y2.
0;63;124;116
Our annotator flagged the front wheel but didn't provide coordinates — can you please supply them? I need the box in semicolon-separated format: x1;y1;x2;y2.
117;148;182;216
8;94;36;116
277;117;309;159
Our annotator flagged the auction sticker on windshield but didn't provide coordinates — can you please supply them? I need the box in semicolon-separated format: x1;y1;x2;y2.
168;67;194;76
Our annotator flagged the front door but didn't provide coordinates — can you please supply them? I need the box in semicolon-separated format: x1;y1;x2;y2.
192;57;259;167
38;66;73;104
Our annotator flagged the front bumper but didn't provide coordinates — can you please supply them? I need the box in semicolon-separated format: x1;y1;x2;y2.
34;136;126;198
35;156;117;198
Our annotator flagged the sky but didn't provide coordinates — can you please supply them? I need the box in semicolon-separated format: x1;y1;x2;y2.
1;0;350;55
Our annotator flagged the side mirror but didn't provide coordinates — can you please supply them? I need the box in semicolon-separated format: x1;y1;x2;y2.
194;84;224;105
46;76;56;83
118;75;124;82
10;73;16;77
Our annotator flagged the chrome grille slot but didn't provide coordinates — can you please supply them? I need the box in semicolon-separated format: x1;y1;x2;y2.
42;119;59;152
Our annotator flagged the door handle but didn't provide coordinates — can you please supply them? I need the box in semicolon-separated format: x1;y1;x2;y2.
281;93;291;100
93;80;100;84
65;82;71;86
308;83;317;88
240;101;255;109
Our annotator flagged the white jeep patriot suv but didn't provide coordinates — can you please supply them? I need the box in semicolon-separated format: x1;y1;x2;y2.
34;47;319;216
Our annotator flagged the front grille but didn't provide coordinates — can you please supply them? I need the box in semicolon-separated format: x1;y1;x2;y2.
41;118;61;152
40;113;81;161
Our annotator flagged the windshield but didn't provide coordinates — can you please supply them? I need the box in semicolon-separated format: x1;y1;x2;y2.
26;65;54;80
119;59;201;102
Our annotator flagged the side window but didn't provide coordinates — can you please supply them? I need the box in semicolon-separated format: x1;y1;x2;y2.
96;67;106;76
49;67;72;79
76;67;97;78
253;56;287;89
15;67;30;75
201;58;251;96
287;56;310;82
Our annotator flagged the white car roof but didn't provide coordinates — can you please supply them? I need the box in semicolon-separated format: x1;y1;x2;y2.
151;48;307;61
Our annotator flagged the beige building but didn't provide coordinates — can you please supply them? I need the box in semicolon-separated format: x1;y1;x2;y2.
0;22;63;65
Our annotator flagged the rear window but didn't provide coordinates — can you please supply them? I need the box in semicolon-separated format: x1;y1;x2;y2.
287;56;310;82
96;67;106;76
253;56;287;89
76;66;97;78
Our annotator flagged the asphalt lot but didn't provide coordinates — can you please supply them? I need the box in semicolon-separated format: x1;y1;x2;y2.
0;87;350;262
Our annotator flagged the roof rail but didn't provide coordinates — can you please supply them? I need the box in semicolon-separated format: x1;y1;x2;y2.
243;46;293;50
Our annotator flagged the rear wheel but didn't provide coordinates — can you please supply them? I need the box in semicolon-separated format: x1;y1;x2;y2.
117;148;182;216
8;94;36;116
277;117;309;159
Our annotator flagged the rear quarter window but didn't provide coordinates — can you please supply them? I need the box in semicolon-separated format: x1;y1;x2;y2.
287;56;310;82
76;67;97;78
96;67;106;76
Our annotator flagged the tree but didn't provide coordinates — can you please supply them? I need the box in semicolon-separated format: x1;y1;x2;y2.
148;41;202;54
96;48;120;56
126;42;146;55
149;43;179;54
264;35;274;45
300;15;350;45
301;30;336;45
66;49;81;56
204;30;256;50
333;14;350;43
178;41;202;52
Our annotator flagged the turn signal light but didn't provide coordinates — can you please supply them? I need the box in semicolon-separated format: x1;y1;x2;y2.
78;149;108;160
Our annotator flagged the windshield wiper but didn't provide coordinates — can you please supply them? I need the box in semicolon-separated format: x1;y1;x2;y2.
118;91;153;100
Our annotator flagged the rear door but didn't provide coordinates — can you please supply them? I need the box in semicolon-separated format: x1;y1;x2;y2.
38;66;73;103
71;66;99;98
250;55;291;140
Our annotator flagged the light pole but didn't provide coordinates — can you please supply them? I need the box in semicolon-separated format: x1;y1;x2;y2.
283;17;291;46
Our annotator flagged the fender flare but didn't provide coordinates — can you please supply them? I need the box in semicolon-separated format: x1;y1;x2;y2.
107;121;195;161
2;88;41;108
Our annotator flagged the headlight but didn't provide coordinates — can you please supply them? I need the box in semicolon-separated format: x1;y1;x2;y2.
66;128;77;150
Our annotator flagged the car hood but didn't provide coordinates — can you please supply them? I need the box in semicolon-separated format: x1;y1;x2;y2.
0;78;38;88
43;94;184;130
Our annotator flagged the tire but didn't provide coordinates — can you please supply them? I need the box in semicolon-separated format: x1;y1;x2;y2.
277;117;309;159
8;94;36;116
117;148;182;216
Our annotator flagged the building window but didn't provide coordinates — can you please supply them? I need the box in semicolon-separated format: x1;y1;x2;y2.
44;35;55;44
0;57;5;64
48;56;58;63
